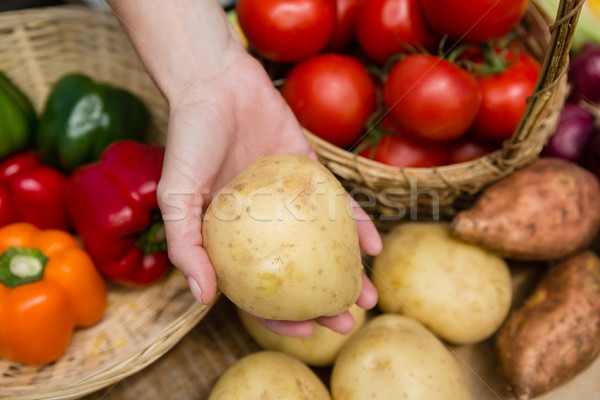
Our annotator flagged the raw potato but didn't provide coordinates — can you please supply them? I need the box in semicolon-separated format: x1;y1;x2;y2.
237;304;366;367
330;314;472;400
208;351;331;400
495;251;600;400
372;222;512;345
202;154;362;321
452;157;600;261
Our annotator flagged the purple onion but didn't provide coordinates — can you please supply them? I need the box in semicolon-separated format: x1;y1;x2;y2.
582;128;600;180
568;43;600;103
542;103;596;162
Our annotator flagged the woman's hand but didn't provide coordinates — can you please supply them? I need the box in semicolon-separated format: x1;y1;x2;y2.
158;52;381;337
108;0;382;337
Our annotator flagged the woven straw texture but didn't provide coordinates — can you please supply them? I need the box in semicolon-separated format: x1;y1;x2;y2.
304;0;584;221
0;6;215;400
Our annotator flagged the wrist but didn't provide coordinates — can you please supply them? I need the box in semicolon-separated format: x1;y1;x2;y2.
167;50;266;113
107;0;246;103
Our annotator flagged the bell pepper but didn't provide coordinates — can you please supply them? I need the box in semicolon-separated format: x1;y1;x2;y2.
66;140;169;286
0;69;37;159
0;222;107;365
0;152;70;230
36;73;150;173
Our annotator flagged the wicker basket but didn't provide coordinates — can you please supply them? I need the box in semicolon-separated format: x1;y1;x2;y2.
0;6;216;400
305;0;584;223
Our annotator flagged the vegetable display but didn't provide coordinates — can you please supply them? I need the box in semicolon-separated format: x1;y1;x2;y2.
372;222;512;345
467;45;541;142
0;151;69;231
330;314;472;400
237;304;366;367
568;43;600;104
36;73;150;173
0;69;36;160
542;103;596;162
382;53;482;143
451;158;600;261
353;0;439;64
324;0;360;52
2;1;599;397
235;0;336;63
358;130;448;167
233;0;543;166
66;140;169;286
209;351;331;400
496;251;600;399
217;4;600;399
542;43;600;178
420;0;529;44
0;222;107;365
281;53;376;148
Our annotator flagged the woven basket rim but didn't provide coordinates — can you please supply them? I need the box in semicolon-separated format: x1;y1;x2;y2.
9;294;217;400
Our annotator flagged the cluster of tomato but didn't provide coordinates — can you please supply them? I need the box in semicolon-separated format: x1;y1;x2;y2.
235;0;540;168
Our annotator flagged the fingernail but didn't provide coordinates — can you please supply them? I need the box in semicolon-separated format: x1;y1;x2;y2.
187;276;203;304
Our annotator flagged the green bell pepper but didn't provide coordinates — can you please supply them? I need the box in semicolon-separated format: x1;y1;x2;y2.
0;69;37;160
36;73;150;172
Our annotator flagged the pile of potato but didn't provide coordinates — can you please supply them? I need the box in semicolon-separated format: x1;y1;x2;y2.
203;155;600;400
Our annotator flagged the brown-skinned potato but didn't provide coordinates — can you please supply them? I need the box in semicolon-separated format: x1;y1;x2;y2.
451;158;600;261
495;251;600;399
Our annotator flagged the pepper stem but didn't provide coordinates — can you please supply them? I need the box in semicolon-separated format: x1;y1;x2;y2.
136;213;168;255
0;247;48;288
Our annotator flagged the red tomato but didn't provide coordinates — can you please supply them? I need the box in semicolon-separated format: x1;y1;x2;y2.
446;138;497;164
469;50;541;142
236;0;336;63
359;133;448;167
354;0;439;64
420;0;529;44
282;53;377;148
383;54;482;143
326;0;361;52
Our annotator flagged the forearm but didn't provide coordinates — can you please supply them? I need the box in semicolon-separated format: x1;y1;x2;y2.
106;0;245;103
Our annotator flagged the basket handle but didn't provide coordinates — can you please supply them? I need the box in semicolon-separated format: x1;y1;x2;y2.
501;0;586;163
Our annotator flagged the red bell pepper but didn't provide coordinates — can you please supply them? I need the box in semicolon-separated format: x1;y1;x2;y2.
66;140;169;286
0;152;69;230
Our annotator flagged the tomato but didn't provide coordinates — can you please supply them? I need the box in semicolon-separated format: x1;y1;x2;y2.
383;54;482;143
446;138;497;164
420;0;529;44
282;53;377;148
354;0;439;64
359;133;448;167
236;0;336;63
468;49;541;142
326;0;361;52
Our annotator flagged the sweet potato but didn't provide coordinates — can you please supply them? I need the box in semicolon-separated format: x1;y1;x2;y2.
495;251;600;399
451;157;600;260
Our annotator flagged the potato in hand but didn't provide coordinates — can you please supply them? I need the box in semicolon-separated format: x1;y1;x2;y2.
202;154;363;321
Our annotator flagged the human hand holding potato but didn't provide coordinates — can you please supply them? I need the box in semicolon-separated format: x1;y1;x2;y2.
110;0;381;337
157;55;381;338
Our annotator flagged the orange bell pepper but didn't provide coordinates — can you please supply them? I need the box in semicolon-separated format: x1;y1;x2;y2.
0;222;107;365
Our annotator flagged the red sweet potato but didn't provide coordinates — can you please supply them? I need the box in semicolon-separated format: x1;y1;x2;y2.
451;157;600;260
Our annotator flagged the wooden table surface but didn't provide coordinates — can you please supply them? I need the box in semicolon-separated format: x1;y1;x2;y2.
80;297;261;400
79;269;600;400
